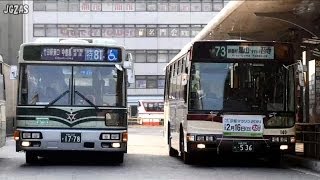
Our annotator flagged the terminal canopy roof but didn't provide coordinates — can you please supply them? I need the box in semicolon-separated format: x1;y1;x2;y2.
185;0;320;58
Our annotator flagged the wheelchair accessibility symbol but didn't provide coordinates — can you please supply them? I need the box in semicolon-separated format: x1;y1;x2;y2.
107;49;119;62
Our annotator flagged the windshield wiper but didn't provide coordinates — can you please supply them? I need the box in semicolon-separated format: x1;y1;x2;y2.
74;90;100;111
44;90;69;109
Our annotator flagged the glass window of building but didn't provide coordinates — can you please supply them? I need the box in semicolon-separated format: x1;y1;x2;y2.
125;25;136;37
191;25;202;37
169;50;179;61
91;0;102;11
34;25;45;37
136;25;146;37
146;76;158;88
147;25;157;37
58;24;68;37
46;0;58;11
34;1;46;11
57;0;69;11
169;25;179;37
191;2;201;12
158;76;165;89
102;25;113;37
135;50;147;63
114;25;125;38
113;1;124;11
135;76;147;89
158;2;168;11
80;0;90;11
91;25;102;37
69;0;80;11
158;50;169;63
68;25;79;37
179;2;190;12
124;2;135;11
135;2;146;11
147;2;157;11
158;25;168;37
45;24;58;37
79;25;91;37
202;1;213;12
213;0;224;11
180;25;190;37
168;2;179;12
102;0;112;11
147;51;157;63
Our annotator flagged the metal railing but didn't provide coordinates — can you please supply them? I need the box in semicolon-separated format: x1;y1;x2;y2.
295;123;320;159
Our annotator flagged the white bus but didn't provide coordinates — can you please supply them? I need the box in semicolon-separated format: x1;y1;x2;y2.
137;100;164;126
164;40;302;164
14;38;134;164
0;55;6;148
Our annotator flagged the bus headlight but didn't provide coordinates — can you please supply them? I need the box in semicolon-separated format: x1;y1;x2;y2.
206;136;215;142
272;137;279;142
101;133;111;140
187;135;195;141
196;135;205;141
31;132;41;139
280;137;288;142
111;134;120;140
22;132;42;139
22;132;31;139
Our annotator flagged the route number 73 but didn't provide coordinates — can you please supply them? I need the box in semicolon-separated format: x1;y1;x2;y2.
213;46;226;57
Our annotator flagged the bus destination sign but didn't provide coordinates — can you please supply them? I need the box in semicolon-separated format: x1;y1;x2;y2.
210;45;274;60
41;47;120;62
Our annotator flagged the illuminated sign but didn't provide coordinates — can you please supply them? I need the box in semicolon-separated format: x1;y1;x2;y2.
23;45;121;62
192;41;293;62
225;46;274;59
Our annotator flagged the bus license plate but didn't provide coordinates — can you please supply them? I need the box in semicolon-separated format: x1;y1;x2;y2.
232;141;254;152
61;133;81;143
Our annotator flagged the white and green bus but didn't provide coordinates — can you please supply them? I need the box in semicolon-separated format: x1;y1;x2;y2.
164;40;303;164
14;38;134;164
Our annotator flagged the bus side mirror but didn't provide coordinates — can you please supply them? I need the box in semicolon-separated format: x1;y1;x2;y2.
0;55;3;63
124;53;133;69
297;60;305;87
127;69;135;84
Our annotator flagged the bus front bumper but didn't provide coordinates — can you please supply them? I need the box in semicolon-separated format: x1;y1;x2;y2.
187;139;295;155
15;129;127;153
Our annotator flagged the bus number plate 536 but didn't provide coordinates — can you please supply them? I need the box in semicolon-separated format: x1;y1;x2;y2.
232;141;254;152
61;133;81;143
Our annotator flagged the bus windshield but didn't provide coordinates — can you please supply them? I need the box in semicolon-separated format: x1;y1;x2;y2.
189;62;295;112
19;65;124;106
